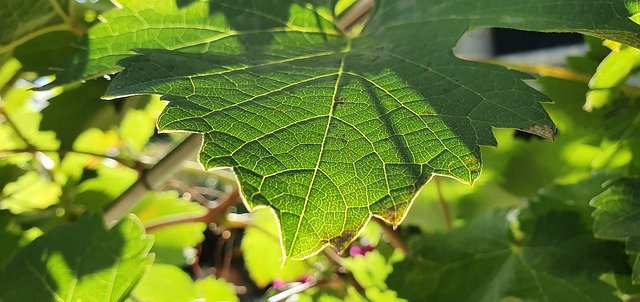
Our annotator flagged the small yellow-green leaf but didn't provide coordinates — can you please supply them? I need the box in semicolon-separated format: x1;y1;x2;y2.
195;277;239;302
132;191;208;265
241;208;309;287
1;171;61;213
589;46;640;90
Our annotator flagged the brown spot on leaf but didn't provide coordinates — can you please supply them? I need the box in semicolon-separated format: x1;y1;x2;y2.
378;207;402;225
463;155;481;176
330;231;358;252
524;124;556;140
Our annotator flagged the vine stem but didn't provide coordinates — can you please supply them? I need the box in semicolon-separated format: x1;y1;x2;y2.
336;0;374;34
467;57;640;97
103;134;203;226
144;187;240;232
435;178;453;231
372;217;410;255
0;148;146;170
0;98;56;179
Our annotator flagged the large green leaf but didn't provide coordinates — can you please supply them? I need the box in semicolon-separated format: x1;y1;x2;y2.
591;177;640;284
0;214;153;302
77;0;640;258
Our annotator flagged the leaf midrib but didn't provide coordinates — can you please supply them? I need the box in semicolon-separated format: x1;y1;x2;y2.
289;39;352;255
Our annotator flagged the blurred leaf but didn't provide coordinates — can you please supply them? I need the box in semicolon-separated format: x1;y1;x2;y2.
131;264;238;302
0;211;23;269
1;85;59;151
241;208;308;287
71;128;120;155
1;171;62;214
344;250;406;302
146;223;207;265
40;79;118;149
13;32;83;76
194;277;239;302
119;108;157;154
590;47;640;90
591;177;640;284
585;46;640;111
76;165;138;211
132;191;207;224
132;191;208;266
0;214;153;302
131;264;199;302
389;175;631;302
0;1;75;58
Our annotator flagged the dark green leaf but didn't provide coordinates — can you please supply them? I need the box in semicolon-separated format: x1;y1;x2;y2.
1;1;76;59
40;79;119;149
389;209;624;301
592;177;640;284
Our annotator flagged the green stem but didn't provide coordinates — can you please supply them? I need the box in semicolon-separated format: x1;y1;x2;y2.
103;134;203;226
0;148;146;170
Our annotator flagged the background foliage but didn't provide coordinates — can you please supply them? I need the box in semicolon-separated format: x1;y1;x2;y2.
1;0;640;301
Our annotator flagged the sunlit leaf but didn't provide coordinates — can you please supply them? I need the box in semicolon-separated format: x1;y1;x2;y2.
97;0;640;258
241;208;309;287
130;264;238;302
132;191;208;266
1;171;62;214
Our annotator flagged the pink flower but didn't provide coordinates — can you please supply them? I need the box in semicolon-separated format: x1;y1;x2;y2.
272;279;286;291
349;244;374;256
299;274;313;284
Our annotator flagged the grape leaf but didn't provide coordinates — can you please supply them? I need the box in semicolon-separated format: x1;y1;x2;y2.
389;208;626;301
87;0;640;258
591;177;640;284
0;214;153;302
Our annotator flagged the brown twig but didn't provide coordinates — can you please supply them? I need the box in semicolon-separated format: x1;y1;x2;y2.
192;243;204;279
164;178;213;206
467;57;640;97
372;217;410;255
435;178;453;231
336;0;374;34
144;187;240;232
